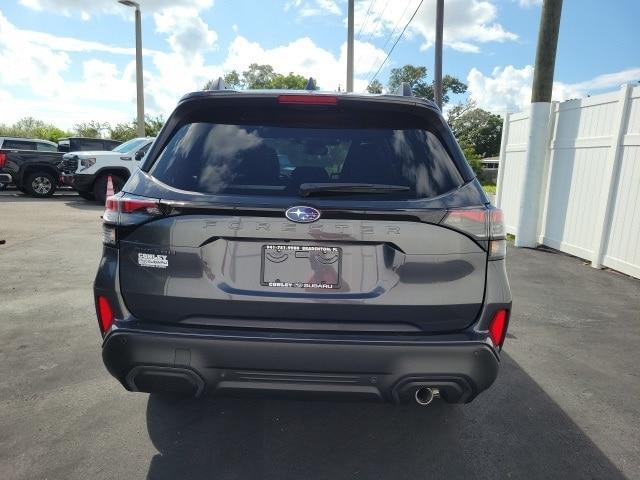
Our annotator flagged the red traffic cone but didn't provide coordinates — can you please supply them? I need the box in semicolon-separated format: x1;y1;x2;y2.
105;175;114;205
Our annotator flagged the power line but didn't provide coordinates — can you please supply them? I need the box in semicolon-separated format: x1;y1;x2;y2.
367;0;424;89
361;0;390;48
355;0;376;41
355;0;390;74
363;0;413;77
379;0;413;54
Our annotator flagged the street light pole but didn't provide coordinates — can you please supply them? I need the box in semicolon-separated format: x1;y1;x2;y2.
346;0;354;92
514;0;563;247
118;0;145;137
434;0;444;109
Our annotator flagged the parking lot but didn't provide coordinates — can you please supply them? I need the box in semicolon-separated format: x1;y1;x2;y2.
0;189;639;480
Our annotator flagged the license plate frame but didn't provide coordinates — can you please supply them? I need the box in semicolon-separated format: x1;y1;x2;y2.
261;244;342;289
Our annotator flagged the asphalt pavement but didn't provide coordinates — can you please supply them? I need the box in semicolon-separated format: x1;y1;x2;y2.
0;190;638;479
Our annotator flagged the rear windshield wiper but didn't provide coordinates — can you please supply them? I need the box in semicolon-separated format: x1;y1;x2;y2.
299;182;411;197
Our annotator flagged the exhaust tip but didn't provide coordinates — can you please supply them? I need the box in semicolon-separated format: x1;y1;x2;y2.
414;387;439;406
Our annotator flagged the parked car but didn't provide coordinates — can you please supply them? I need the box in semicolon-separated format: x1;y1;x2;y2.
95;84;512;406
0;137;54;190
60;137;154;203
0;136;122;197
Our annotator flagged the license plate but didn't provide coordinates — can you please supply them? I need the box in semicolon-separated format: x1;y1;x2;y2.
261;245;341;289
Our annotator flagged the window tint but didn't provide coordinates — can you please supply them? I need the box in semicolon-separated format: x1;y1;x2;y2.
73;139;103;151
113;138;148;154
36;142;57;152
150;123;462;199
3;140;37;150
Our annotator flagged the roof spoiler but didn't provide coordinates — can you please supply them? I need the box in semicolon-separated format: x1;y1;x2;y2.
393;82;413;97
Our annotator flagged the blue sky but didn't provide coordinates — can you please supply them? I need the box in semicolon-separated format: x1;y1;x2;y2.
1;0;638;128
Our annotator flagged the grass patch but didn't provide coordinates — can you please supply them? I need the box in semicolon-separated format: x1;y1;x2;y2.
482;183;496;194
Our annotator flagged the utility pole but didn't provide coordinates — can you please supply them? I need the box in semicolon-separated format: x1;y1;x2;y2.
434;0;444;109
346;0;354;92
514;0;563;247
118;0;145;137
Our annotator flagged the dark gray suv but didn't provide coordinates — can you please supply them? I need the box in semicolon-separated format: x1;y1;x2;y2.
95;86;511;406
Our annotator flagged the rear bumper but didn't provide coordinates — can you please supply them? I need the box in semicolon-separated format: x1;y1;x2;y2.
102;326;500;403
0;173;12;183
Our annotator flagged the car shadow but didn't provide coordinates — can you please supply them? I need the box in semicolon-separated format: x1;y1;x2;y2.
144;354;625;480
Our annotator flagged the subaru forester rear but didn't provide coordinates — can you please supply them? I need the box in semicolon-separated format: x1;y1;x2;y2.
95;87;511;405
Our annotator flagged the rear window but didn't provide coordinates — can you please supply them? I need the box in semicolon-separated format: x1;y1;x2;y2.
36;142;57;152
149;120;462;199
72;139;104;151
3;140;36;150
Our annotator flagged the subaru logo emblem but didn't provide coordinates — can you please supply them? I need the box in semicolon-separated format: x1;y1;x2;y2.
285;206;321;223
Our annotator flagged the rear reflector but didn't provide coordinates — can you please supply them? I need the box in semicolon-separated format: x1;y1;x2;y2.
97;296;115;333
278;94;338;105
489;309;508;348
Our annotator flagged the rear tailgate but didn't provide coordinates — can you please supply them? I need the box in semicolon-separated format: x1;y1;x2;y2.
118;208;486;333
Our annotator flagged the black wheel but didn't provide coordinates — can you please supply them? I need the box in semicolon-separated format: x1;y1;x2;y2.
77;191;95;201
25;172;56;197
93;174;125;204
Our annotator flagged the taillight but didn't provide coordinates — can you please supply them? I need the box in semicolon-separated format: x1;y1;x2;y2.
0;152;6;168
277;94;338;105
96;295;115;333
442;206;506;260
489;309;509;348
103;193;162;245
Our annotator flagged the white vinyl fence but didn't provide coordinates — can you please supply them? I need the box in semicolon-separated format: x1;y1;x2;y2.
496;84;640;279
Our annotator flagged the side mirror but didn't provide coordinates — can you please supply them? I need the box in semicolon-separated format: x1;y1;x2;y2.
135;150;145;161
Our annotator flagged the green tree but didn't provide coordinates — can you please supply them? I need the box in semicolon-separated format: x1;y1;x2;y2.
270;72;308;89
223;70;242;89
0;117;71;142
143;115;165;137
110;115;165;141
387;65;467;104
109;122;137;142
459;139;483;177
450;108;503;158
74;120;109;138
243;63;276;89
204;65;312;91
366;79;383;94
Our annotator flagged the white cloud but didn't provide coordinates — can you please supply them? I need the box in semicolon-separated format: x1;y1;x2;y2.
286;0;341;17
19;0;214;18
154;7;218;58
467;65;640;112
518;0;542;7
351;0;517;53
1;4;387;129
222;35;385;92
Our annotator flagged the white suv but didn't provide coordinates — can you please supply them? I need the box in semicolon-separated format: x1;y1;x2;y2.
60;137;154;203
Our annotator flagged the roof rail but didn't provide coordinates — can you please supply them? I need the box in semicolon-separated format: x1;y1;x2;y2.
393;82;413;97
305;77;317;90
205;77;226;91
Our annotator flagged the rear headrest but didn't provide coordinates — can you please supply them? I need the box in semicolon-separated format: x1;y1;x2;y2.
234;144;280;184
341;142;397;183
290;166;329;186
